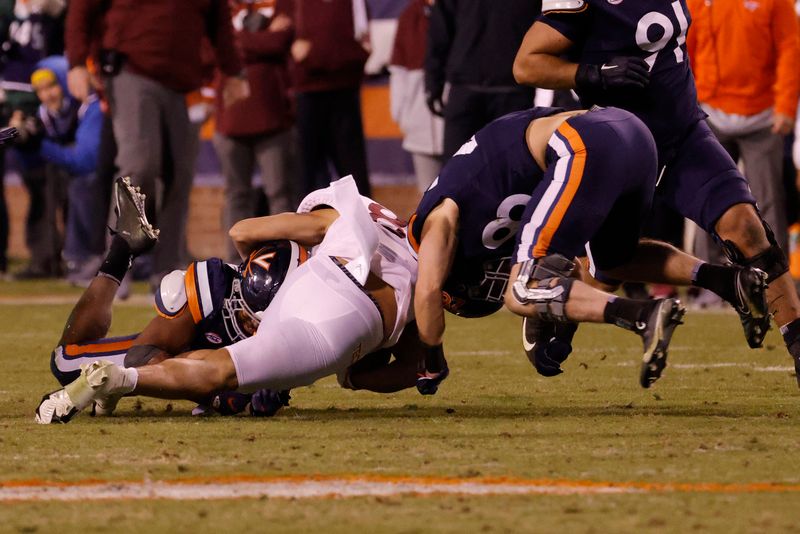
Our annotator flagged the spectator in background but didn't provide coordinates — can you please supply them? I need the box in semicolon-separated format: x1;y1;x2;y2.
1;0;65;278
27;56;103;285
687;0;800;304
65;0;248;286
389;0;443;193
425;0;539;160
214;0;294;263
286;0;372;198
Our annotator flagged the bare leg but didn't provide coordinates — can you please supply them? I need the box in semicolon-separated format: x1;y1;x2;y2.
58;275;120;346
132;349;238;403
716;203;800;327
603;239;696;286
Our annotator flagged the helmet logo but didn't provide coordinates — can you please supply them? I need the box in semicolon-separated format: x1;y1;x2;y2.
245;251;277;277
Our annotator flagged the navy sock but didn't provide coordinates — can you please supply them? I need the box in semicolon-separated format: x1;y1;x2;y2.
692;262;737;304
97;236;133;284
603;297;656;331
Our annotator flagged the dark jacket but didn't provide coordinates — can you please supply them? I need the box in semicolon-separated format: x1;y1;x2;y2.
425;0;540;94
215;0;293;137
288;0;370;93
66;0;242;93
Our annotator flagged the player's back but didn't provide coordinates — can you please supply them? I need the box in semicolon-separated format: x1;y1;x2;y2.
410;107;562;263
540;0;705;160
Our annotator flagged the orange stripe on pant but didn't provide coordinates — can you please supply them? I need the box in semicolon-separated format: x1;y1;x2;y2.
64;338;135;357
532;121;587;258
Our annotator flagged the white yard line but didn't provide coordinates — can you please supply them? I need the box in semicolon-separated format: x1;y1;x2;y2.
2;476;799;502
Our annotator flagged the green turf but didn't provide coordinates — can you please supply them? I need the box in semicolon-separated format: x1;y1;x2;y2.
1;297;799;532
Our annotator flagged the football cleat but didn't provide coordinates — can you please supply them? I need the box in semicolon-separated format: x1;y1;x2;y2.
35;361;132;424
112;176;159;255
638;298;686;389
35;389;78;424
731;267;770;349
522;316;577;377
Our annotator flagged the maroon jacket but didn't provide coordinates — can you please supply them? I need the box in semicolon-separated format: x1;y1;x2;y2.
215;0;293;137
288;0;370;93
391;0;428;70
66;0;242;94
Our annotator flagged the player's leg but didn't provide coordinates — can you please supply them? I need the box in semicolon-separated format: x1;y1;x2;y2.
660;120;797;358
341;322;424;393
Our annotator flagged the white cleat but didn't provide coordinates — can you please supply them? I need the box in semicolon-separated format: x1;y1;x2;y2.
35;389;78;424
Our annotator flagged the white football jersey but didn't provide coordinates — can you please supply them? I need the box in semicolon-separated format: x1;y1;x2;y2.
297;176;417;347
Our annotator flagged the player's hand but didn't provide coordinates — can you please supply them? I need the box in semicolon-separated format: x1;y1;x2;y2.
222;76;250;108
575;56;650;91
416;342;449;395
772;113;794;136
67;66;92;102
425;88;445;117
269;13;292;32
291;39;312;62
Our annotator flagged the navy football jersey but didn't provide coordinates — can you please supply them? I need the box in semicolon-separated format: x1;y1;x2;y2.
409;107;562;313
539;0;706;160
155;258;242;350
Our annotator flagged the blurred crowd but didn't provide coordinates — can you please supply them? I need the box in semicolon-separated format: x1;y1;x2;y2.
0;0;800;305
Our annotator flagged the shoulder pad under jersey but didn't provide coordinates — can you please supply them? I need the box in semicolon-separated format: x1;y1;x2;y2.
184;258;232;325
155;269;187;318
542;0;586;13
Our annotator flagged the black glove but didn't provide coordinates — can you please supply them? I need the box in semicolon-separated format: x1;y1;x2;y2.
416;343;449;395
575;56;650;92
425;87;445;117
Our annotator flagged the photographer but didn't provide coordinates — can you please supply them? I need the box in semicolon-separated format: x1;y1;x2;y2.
19;56;105;284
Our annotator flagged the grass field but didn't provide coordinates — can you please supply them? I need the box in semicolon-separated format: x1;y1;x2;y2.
1;282;800;533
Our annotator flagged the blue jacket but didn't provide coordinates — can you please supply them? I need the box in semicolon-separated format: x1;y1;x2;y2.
35;56;102;177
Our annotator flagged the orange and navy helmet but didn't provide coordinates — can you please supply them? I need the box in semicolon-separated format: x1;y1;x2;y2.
222;240;308;341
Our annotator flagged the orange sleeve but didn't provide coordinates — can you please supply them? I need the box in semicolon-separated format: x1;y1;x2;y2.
772;0;800;117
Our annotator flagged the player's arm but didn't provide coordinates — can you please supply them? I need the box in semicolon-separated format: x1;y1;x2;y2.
513;13;649;91
513;21;580;89
133;313;196;358
229;209;339;258
415;200;459;347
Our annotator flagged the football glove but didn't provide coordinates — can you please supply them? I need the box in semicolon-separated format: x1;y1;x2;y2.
416;343;449;395
575;56;650;91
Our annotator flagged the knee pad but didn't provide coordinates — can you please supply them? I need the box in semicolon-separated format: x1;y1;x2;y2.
721;219;789;283
512;254;576;322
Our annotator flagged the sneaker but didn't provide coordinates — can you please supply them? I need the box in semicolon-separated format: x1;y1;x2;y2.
35;389;78;424
112;176;159;255
732;267;770;349
638;298;686;388
522;316;577;377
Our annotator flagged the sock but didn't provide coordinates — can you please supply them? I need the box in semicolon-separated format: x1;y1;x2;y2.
692;262;737;304
97;236;134;284
603;296;656;332
121;367;139;393
781;318;800;349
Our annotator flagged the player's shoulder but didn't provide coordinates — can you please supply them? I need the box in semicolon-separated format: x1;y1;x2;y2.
155;258;235;324
541;0;589;15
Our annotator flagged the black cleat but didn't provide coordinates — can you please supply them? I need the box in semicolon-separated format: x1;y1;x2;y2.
731;267;770;349
522;315;577;377
112;176;159;255
638;298;685;388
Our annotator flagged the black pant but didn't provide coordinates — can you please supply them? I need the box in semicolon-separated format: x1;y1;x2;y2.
295;88;370;199
443;85;535;161
0;152;6;272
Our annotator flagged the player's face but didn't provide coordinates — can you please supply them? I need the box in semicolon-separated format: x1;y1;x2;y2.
235;309;259;337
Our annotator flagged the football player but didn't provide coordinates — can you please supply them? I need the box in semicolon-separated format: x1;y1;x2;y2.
512;0;800;384
36;176;424;424
46;177;302;417
410;106;768;390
